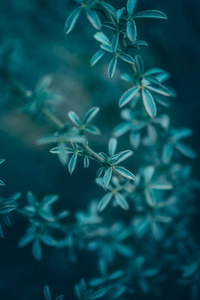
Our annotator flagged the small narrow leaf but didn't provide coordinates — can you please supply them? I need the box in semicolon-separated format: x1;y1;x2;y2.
119;86;140;107
115;193;129;210
108;57;118;79
135;55;144;74
134;10;167;19
103;168;113;189
109;138;117;156
114;150;133;165
64;7;82;34
44;285;52;300
112;34;119;53
126;19;137;43
127;0;137;16
85;8;101;30
91;50;106;66
68;111;81;126
94;32;110;46
83;107;99;124
114;166;135;180
98;192;113;212
175;143;196;159
119;53;135;64
68;154;78;174
142;89;156;118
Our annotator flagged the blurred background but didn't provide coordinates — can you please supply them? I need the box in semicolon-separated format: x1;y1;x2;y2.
0;0;199;299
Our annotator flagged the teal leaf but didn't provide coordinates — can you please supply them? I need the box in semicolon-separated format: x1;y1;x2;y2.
112;34;119;53
94;32;110;46
100;44;112;52
84;125;101;135
117;8;125;22
151;180;173;190
175;143;196;159
119;53;135;64
114;166;135;180
64;7;82;34
101;2;117;17
91;50;106;66
142;89;156;118
115;193;129;210
91;289;107;299
146;84;171;96
58;142;68;166
113;122;131;137
127;0;137;16
0;205;17;214
55;296;64;300
109;138;117;156
68;154;78;174
134;10;167;19
68;111;81;126
135;55;144;74
18;234;34;248
130;132;140;148
172;128;193;141
143;166;155;183
162;143;173;164
85;8;101;30
108;57;118;78
83;107;99;124
114;150;133;165
44;285;52;300
119;86;140;107
98;192;113;212
126;19;137;43
103;168;113;189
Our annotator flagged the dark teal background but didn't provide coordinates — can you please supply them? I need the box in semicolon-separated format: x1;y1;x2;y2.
0;0;199;299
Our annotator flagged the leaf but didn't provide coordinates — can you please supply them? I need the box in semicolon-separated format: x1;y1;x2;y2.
41;195;59;209
109;270;125;280
44;285;52;300
119;86;140;107
18;234;34;248
143;166;155;183
113;122;131;137
94;32;110;46
101;2;117;18
162;143;173;164
98;192;113;212
84;125;101;135
134;10;167;19
32;239;42;261
114;150;133;165
58;142;68;166
103;168;113;189
68;154;78;174
83;107;99;124
109;138;117;156
119;53;135;64
68;111;81;126
91;50;106;66
175;143;196;159
183;262;199;278
91;289;107;299
127;0;137;16
130;132;140;148
112;34;119;53
142;89;156;118
100;44;112;52
64;7;82;34
151;180;173;190
0;205;17;214
117;8;125;22
146;84;171;96
108;57;118;79
126;19;137;43
115;193;129;210
135;55;144;74
55;296;64;300
114;166;135;180
172;128;193;141
85;8;101;30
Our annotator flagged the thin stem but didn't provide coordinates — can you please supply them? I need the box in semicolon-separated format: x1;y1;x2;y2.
42;108;64;128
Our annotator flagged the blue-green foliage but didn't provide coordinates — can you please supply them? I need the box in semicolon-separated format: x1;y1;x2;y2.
0;0;199;299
